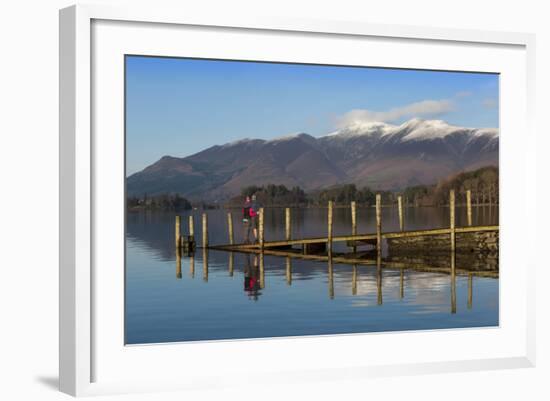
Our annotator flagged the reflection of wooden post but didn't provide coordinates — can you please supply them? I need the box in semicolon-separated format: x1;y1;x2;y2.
202;213;208;248
229;252;234;277
351;201;357;253
327;201;333;255
376;254;382;305
398;196;404;231
189;254;195;278
468;274;473;309
227;212;234;245
259;208;264;249
202;248;208;282
400;269;404;299
376;194;382;254
328;256;334;300
352;264;357;296
259;253;265;289
285;208;291;241
449;190;455;252
285;256;292;286
175;215;181;249
466;190;472;226
176;248;182;279
451;250;456;314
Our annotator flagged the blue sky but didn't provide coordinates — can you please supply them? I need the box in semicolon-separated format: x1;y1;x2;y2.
126;56;499;175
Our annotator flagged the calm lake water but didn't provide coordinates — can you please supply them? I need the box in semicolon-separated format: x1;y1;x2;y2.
125;205;499;344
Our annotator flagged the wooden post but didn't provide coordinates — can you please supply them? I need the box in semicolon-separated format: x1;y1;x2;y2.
285;207;291;241
449;189;455;252
351;201;357;253
175;215;181;249
466;189;472;226
285;256;292;286
376;194;382;254
258;208;265;249
227;212;234;245
202;213;208;248
327;200;333;254
188;215;194;237
398;195;404;231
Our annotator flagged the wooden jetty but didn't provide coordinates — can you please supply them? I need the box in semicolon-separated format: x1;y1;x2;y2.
175;189;499;272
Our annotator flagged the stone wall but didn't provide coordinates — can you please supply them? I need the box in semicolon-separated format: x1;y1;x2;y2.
387;230;499;254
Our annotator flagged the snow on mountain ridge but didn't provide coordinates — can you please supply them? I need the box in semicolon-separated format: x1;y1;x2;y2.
322;118;498;142
219;119;498;148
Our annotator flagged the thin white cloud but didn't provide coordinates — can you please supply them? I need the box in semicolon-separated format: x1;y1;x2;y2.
337;98;454;127
455;91;472;98
482;98;498;109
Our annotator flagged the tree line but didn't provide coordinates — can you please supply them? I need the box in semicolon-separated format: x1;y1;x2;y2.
127;193;192;211
404;166;498;206
127;166;498;210
232;166;499;207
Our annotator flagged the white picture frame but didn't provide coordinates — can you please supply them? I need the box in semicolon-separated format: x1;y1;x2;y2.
59;4;536;397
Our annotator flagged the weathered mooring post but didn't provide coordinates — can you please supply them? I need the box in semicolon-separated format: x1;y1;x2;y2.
466;189;472;226
285;207;291;241
285;256;292;286
351;201;357;253
175;215;181;249
188;215;194;237
398;195;404;231
449;189;456;252
259;208;265;249
227;212;234;245
202;213;208;248
327;200;334;254
376;194;382;254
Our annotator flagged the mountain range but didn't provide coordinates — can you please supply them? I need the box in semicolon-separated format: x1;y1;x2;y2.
127;118;499;201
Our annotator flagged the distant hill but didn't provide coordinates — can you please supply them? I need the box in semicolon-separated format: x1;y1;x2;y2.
127;118;498;201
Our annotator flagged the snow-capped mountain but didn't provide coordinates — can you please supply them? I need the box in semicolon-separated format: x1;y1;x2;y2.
127;119;498;199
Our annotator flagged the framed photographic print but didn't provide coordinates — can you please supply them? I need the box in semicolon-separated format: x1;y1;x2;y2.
59;4;536;397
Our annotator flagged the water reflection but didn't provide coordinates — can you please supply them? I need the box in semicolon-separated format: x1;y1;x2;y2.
126;206;499;344
202;249;208;282
285;256;292;286
243;254;262;301
451;251;456;314
173;247;494;311
328;257;334;300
